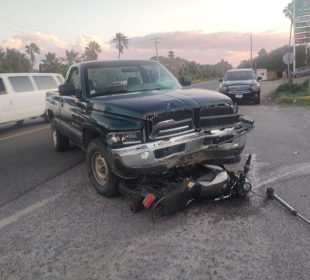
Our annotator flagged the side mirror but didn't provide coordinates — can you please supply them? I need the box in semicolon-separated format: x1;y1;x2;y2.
59;84;75;96
219;78;223;82
179;76;192;86
257;76;263;81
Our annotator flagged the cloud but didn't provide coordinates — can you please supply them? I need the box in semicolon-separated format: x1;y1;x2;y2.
1;37;23;49
1;30;288;66
129;30;289;65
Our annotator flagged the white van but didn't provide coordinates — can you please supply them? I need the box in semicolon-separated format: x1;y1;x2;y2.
0;73;64;125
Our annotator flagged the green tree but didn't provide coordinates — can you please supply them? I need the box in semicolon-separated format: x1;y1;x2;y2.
238;60;251;69
41;52;61;73
255;48;269;69
25;42;40;70
168;51;175;60
258;48;268;57
0;48;5;72
111;33;129;59
214;59;232;77
83;41;101;61
0;48;32;72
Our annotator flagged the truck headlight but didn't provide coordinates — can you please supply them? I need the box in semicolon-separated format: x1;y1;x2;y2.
107;131;142;145
250;84;260;91
219;86;228;93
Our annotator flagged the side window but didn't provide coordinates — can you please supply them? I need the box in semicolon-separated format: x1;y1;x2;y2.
67;68;80;89
8;76;34;92
0;78;6;95
33;76;58;90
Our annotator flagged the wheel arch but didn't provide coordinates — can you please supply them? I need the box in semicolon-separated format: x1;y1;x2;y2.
82;125;106;149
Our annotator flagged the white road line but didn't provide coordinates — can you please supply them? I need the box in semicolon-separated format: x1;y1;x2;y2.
0;125;49;142
0;193;61;229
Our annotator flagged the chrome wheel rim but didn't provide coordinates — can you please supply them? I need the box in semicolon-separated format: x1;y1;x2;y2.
92;152;109;186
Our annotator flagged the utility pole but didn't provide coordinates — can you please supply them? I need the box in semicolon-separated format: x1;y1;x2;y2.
250;33;253;69
152;37;159;61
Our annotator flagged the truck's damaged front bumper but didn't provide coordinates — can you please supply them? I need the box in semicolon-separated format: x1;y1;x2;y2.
110;117;254;179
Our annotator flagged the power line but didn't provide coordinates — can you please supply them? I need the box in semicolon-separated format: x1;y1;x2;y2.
0;17;78;44
0;15;79;39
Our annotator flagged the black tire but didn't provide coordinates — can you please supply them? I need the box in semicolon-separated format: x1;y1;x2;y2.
43;112;50;123
15;120;24;126
51;121;69;152
86;138;119;197
254;94;261;105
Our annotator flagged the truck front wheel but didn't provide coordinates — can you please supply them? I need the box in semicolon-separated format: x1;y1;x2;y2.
51;121;69;152
86;139;119;197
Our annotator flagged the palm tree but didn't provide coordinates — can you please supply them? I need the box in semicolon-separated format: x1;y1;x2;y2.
83;41;101;61
62;49;80;66
111;33;129;59
25;42;40;70
41;52;61;72
283;1;293;82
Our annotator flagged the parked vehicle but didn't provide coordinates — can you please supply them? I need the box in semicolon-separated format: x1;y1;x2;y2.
46;60;254;197
219;69;262;104
0;73;64;125
293;66;310;78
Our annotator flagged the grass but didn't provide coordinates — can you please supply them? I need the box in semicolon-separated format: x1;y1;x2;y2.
270;80;310;105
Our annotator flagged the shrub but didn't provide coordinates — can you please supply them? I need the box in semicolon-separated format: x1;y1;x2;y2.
275;83;304;94
302;79;310;87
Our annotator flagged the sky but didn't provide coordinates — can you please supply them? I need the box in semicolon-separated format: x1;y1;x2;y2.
1;0;291;67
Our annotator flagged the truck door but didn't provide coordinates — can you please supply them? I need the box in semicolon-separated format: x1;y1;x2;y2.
60;67;83;145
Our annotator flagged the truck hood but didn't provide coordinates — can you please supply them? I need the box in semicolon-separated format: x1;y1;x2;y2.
91;88;232;119
222;80;256;86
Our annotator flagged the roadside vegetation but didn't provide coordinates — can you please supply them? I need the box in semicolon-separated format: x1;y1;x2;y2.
271;80;310;105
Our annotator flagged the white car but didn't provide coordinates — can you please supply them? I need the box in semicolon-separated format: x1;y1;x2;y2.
0;73;64;125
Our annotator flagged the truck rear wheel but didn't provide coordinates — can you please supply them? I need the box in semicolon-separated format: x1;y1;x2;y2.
51;121;69;152
86;139;119;197
15;120;24;126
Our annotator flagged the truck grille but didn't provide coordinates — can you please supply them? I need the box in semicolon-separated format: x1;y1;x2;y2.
148;109;194;140
228;85;250;93
147;105;238;141
200;106;238;129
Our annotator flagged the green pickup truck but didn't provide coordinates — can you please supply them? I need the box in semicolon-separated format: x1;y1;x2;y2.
46;60;254;197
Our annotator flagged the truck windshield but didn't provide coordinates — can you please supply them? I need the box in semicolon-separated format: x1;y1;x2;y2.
86;62;181;96
224;71;255;81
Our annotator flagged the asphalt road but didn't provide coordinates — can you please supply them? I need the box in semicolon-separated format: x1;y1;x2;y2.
0;85;309;280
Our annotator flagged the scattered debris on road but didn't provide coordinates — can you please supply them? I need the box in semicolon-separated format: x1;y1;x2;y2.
266;188;310;225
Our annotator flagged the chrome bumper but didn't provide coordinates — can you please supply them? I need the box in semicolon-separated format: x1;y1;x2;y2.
110;123;250;177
